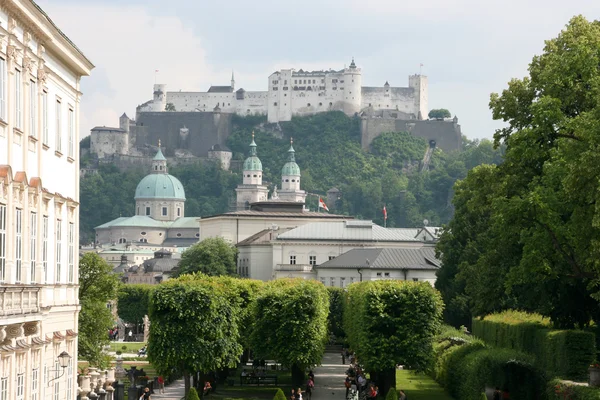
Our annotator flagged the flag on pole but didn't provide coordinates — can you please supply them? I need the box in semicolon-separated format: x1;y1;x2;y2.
155;69;159;72
383;205;387;220
318;197;329;212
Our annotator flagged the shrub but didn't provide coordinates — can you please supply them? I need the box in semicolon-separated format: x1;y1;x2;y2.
547;379;600;400
472;310;596;380
186;387;200;400
273;388;287;400
385;387;398;400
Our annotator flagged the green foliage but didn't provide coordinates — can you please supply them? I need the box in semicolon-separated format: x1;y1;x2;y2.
547;379;600;400
147;274;243;379
437;16;600;330
117;284;154;327
78;253;120;367
174;237;238;277
344;280;444;373
326;287;345;339
428;109;451;120
186;387;200;400
385;387;398;400
273;388;287;400
165;102;176;111
472;311;596;380
80;135;91;149
433;334;545;400
249;279;329;373
370;132;427;169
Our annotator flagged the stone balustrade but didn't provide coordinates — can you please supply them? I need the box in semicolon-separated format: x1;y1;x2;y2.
275;264;314;272
0;286;41;316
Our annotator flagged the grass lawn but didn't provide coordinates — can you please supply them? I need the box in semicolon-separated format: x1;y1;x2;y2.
396;370;454;400
108;342;146;353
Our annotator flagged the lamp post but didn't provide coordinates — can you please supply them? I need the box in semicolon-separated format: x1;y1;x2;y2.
47;351;71;386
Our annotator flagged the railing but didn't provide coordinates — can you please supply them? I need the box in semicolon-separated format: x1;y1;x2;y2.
0;286;41;316
275;264;314;272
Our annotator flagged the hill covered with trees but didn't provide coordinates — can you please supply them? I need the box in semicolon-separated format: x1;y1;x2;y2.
79;111;503;244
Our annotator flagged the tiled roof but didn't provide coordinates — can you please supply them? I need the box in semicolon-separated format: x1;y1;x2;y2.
276;221;422;242
169;217;200;229
207;85;233;93
201;210;351;220
316;247;440;270
95;216;169;229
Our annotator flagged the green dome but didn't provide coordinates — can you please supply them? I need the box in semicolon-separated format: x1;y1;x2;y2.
282;162;300;176
135;174;186;200
281;143;300;176
243;156;263;171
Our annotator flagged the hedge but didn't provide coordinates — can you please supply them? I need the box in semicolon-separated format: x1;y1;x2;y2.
547;379;600;400
472;311;596;380
433;326;547;400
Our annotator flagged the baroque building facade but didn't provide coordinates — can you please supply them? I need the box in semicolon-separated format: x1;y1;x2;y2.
137;60;427;123
0;1;93;399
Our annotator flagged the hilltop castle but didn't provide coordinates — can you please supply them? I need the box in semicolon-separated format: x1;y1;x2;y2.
137;59;427;123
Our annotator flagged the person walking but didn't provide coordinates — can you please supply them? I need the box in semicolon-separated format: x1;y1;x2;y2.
344;375;352;399
140;387;151;400
306;377;314;400
157;376;165;394
341;350;346;364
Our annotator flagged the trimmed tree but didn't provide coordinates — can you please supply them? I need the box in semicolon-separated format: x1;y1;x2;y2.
344;280;444;395
327;287;345;340
250;279;329;386
273;388;287;400
428;109;451;120
174;237;238;277
117;284;153;333
385;388;398;400
147;274;243;396
186;387;200;400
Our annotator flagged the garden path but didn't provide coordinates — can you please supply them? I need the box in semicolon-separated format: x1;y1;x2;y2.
150;378;185;400
311;352;347;400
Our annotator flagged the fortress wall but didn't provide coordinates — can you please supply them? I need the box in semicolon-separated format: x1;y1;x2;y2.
361;87;416;115
91;130;128;158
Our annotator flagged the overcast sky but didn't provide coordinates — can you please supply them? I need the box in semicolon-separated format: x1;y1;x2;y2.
37;0;600;141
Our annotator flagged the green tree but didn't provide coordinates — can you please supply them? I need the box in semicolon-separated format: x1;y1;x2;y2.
117;284;153;332
428;109;451;120
78;253;120;366
148;274;243;396
385;388;398;400
249;279;329;386
174;237;238;277
327;287;345;339
165;102;176;111
344;280;444;395
186;387;200;400
273;388;287;400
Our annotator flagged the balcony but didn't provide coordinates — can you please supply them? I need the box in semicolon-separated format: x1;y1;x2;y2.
275;264;314;273
0;286;41;316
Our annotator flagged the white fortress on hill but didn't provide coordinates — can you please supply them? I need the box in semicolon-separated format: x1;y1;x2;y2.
138;59;428;123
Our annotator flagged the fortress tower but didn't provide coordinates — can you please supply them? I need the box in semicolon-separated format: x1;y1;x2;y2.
408;75;428;120
343;58;362;115
151;84;167;112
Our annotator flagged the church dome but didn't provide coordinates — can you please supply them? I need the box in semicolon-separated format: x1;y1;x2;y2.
135;174;186;200
281;142;300;176
243;135;263;172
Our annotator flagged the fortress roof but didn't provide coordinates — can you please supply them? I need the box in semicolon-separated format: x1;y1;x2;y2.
91;126;125;132
207;85;234;93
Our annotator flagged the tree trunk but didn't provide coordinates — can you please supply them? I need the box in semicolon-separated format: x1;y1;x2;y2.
184;371;191;398
192;372;198;391
291;364;305;388
373;368;396;398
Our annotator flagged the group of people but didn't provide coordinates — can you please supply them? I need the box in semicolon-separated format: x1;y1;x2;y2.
108;327;119;341
342;349;407;400
290;370;315;400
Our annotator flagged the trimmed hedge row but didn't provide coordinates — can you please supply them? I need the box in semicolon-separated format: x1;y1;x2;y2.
472;311;596;381
547;379;600;400
432;326;547;400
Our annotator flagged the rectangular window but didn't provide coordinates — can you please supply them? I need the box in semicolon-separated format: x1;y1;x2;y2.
53;361;59;400
0;377;6;400
42;216;48;283
145;207;150;216
384;272;390;278
162;207;167;216
68;223;74;283
376;272;382;277
350;277;355;284
56;220;62;283
65;360;72;400
55;100;61;152
16;373;24;400
14;69;21;129
289;255;296;265
320;277;325;285
0;204;5;281
30;212;37;283
15;208;22;282
177;207;181;217
330;277;335;287
309;255;316;266
0;58;6;121
340;277;346;287
328;256;335;261
413;278;419;282
31;369;38;400
68;108;74;157
30;80;37;138
42;91;48;144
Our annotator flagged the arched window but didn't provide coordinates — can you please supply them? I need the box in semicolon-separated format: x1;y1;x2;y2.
176;233;182;237
118;238;126;244
285;179;289;182
195;233;200;238
139;238;148;243
140;231;147;236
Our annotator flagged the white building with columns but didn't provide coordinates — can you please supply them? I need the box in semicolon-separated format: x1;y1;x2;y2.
138;59;428;123
0;1;93;399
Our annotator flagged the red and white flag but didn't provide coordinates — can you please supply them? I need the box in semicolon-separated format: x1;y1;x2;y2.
383;205;387;220
318;197;329;212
